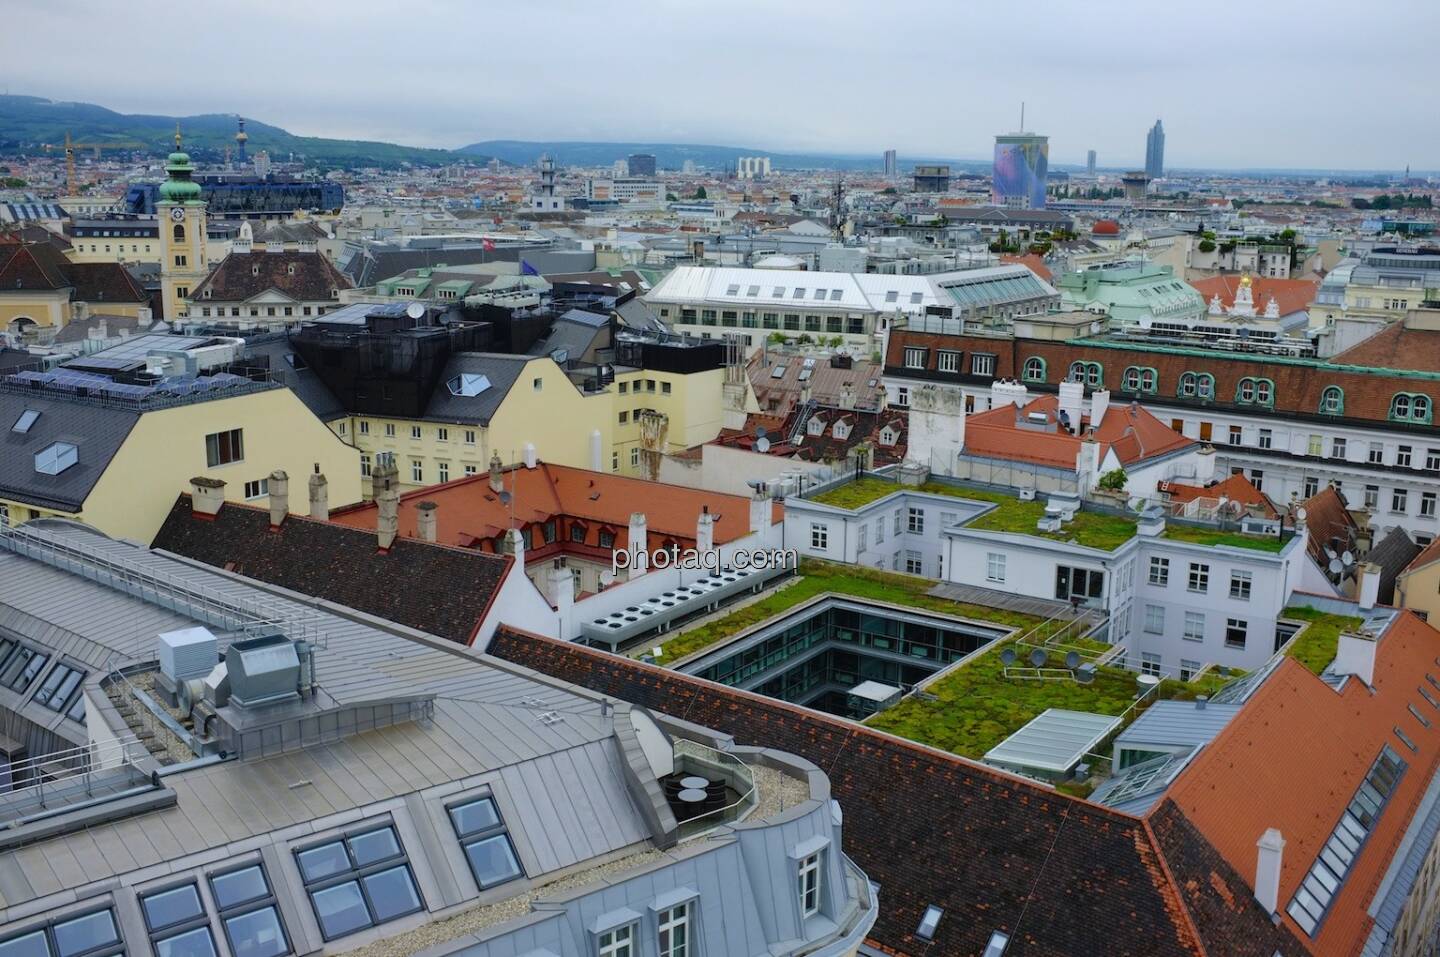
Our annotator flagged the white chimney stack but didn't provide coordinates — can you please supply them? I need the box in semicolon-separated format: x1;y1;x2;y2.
1334;631;1377;686
189;477;226;517
1254;829;1285;916
1358;562;1381;611
628;512;649;577
547;559;573;621
501;527;525;564
416;501;438;543
696;506;716;560
989;379;1029;408
750;492;770;533
489;451;505;493
523;442;537;468
308;465;329;520
267;470;289;529
374;454;401;552
1058;379;1085;435
589;429;603;471
1089;389;1111;429
1194;445;1216;485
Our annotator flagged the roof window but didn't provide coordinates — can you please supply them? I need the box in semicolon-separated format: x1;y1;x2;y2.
12;409;40;434
34;441;78;475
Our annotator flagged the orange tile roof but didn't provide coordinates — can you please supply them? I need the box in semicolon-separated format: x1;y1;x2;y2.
1403;534;1440;576
1159;473;1279;519
1300;486;1359;569
963;395;1194;469
1189;275;1319;318
1331;321;1440;373
999;253;1054;283
329;462;757;556
1160;612;1440;954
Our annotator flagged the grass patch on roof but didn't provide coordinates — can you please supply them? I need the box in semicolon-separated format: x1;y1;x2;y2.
807;477;1136;551
647;559;1042;665
1281;605;1364;675
1162;524;1286;553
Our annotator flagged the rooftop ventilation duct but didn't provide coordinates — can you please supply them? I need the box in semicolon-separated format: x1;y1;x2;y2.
158;627;219;685
225;633;301;708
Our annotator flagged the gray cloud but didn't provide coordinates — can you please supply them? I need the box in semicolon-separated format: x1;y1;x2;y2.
8;0;1437;170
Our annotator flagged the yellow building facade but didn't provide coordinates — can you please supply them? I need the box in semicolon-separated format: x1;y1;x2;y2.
1396;549;1440;623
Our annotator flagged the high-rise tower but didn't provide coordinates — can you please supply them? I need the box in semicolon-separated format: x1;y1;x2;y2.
1145;119;1165;179
158;126;209;322
234;115;248;165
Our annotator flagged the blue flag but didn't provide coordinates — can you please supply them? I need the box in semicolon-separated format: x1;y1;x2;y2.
520;260;540;276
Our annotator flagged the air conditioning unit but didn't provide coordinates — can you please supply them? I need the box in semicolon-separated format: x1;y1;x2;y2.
158;627;220;684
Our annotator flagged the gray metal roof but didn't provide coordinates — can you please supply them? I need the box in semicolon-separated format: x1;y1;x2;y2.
241;335;346;421
1111;700;1241;751
424;353;532;425
0;390;140;512
982;708;1121;774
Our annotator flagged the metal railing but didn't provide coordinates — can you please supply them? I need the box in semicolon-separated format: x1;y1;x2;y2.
1;736;149;813
673;739;757;839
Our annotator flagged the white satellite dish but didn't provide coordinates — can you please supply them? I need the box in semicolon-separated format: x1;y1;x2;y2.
755;437;771;453
1328;558;1344;575
1325;547;1338;559
405;301;426;320
1296;506;1308;522
599;570;615;587
1342;550;1355;566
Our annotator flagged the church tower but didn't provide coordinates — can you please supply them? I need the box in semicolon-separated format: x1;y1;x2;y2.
158;126;208;322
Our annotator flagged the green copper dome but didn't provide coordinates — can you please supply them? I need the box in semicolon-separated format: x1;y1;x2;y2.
160;127;203;203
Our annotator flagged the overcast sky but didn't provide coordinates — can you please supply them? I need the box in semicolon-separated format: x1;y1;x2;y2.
9;0;1437;170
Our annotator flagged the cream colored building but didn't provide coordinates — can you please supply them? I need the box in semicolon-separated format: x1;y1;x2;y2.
1395;540;1440;624
0;381;361;543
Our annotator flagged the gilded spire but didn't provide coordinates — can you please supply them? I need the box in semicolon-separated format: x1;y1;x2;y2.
174;123;182;150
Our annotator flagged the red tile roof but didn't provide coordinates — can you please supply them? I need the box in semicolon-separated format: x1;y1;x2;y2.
1189;275;1319;318
1332;321;1440;373
963;394;1193;469
329;462;758;557
1162;613;1440;954
999;253;1054;283
1159;473;1279;519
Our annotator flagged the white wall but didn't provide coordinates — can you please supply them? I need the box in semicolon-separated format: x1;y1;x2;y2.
657;444;835;497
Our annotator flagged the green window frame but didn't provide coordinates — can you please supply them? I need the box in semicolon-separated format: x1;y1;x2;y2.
1122;366;1158;394
1390;392;1433;424
1320;386;1344;416
1067;361;1103;387
1177;371;1215;400
1021;356;1046;382
1235;377;1275;407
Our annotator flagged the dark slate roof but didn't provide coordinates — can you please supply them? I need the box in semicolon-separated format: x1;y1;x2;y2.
0;389;140;512
1368;525;1420;605
240;334;345;421
526;315;607;360
614;297;666;334
0;349;46;374
189;250;353;303
152;496;511;645
487;628;1235;957
422;353;530;426
50;314;148;345
0;243;147;303
64;262;150;304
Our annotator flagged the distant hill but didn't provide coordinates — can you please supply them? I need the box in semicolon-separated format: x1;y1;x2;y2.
0;95;486;169
460;139;992;174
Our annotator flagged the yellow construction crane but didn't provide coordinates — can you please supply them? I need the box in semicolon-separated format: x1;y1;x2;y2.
42;132;146;196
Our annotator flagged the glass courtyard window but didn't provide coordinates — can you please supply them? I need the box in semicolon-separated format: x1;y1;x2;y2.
295;826;423;941
447;796;524;890
142;883;216;957
209;863;290;957
0;908;124;957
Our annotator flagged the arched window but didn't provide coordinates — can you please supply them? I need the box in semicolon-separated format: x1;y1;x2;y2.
1123;366;1158;393
1391;392;1433;423
1022;356;1046;382
1196;374;1214;399
1235;377;1273;406
1238;379;1255;403
1320;386;1344;415
172;223;185;242
1068;361;1103;387
1255;379;1273;405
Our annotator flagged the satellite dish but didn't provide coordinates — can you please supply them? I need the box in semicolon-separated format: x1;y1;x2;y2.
499;490;512;505
1296;506;1308;522
405;301;426;320
1000;648;1017;666
1328;558;1344;575
1029;648;1048;668
755;437;771;453
599;570;615;587
1342;550;1355;566
1325;547;1338;559
755;425;768;440
1064;650;1081;669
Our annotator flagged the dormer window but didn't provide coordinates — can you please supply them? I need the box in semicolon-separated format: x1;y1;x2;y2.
879;427;896;446
807;417;825;436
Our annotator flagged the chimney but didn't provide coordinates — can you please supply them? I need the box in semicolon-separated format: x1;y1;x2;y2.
696;506;715;559
137;306;153;327
308;465;329;520
839;386;855;410
1334;630;1377;686
1194;444;1216;484
489;451;504;494
1254;829;1285;916
501;527;525;564
416;501;438;543
1090;389;1111;429
1358;562;1381;610
189;477;226;517
373;453;401;552
628;512;649;577
547;559;573;620
990;379;1029;408
1076;437;1102;491
267;470;289;529
750;491;770;533
523;442;538;468
589;429;603;471
1058;379;1084;435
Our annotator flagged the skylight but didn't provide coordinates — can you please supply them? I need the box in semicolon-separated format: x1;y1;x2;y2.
747;285;760;296
917;905;943;941
12;409;40;434
34;441;78;476
829;289;843;300
447;373;492;397
725;284;741;296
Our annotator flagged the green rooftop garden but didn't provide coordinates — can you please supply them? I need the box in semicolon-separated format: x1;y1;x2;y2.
1281;606;1365;675
1162;524;1287;553
642;559;1043;666
808;477;1137;551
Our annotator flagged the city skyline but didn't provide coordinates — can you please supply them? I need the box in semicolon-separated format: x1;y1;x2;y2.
6;0;1437;171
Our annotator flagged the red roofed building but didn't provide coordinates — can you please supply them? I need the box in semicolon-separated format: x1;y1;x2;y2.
1092;218;1121;236
1191;273;1320;322
1158;472;1279;520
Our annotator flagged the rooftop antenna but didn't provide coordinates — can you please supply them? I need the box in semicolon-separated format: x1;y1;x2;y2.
1020;101;1025;133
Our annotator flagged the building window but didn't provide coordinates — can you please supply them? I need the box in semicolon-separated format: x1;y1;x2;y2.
1;908;124;957
1055;566;1104;602
295;825;423;941
1188;563;1209;593
1391;393;1433;424
1369;442;1384;464
1148;556;1169;586
359;420;370;435
360;454;371;478
1304;475;1319;498
436;427;449;442
384;423;396;438
1178;371;1215;400
937;350;960;373
1394;489;1409;513
464;429;476;445
533;377;543;391
1363;484;1379;509
619;411;629;424
1141;653;1162;677
447;796;524;890
140;881;222;957
656;902;691;957
971;353;995;376
1228;425;1241;445
895;386;909;406
243;478;269;500
1332;437;1347;459
1180;659;1201;682
1068;361;1102;387
1122;366;1157;393
1230;570;1252;600
907;507;924;533
810;523;828;550
903;347;927;369
411;460;423;483
1320;386;1344;415
1423;493;1437;518
1225;618;1248;649
798;852;823;919
905;550;923;575
662;382;672;394
205;429;244;467
1426;448;1440;472
1259;429;1273;450
437;462;449;483
409;425;421;440
1183;611;1205;642
599;924;635;957
1235;377;1274;406
209;863;290;957
986;552;1006;583
1249;469;1264;491
630;447;640;467
1144;604;1165;634
1398;446;1413;468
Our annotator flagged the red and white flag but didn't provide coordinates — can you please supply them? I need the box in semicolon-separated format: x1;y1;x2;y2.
482;238;495;252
